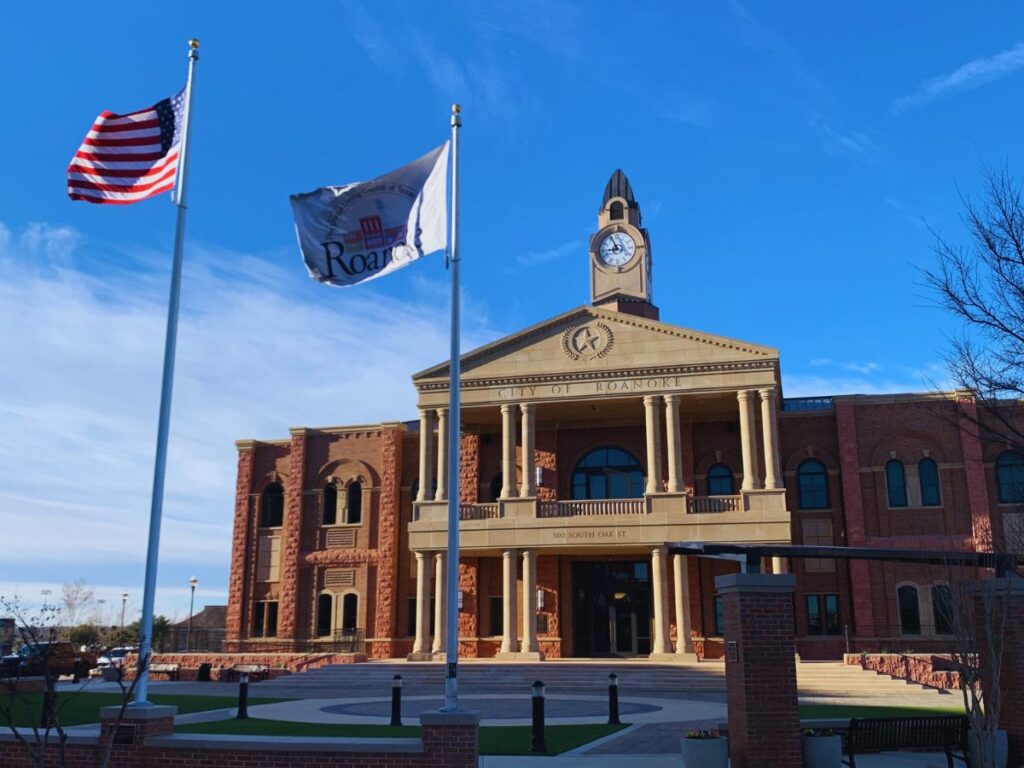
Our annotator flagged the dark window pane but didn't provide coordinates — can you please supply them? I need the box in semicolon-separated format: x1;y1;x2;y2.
919;459;941;506
347;483;362;524
265;602;278;637
489;596;503;637
997;451;1024;503
252;602;265;637
797;460;829;509
932;585;954;635
323;485;337;525
806;595;822;635
707;464;735;495
824;594;841;635
898;586;920;635
407;598;417;637
317;594;333;636
342;594;358;631
886;460;908;507
261;483;284;527
713;596;724;636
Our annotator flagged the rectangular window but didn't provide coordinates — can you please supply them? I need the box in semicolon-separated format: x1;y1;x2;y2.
429;597;436;636
824;594;841;635
407;597;417;637
806;595;822;635
802;519;835;573
489;596;503;637
252;602;266;638
265;601;278;637
713;595;724;636
256;535;281;582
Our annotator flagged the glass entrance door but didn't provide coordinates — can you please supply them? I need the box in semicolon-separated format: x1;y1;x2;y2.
572;560;652;657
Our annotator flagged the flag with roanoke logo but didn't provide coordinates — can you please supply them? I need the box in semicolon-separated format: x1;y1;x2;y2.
290;142;449;287
67;88;186;204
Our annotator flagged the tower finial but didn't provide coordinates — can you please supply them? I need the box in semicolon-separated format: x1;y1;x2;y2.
602;169;635;206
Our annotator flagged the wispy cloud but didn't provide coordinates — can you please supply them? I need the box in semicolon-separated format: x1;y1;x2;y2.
892;41;1024;115
0;221;497;616
786;360;951;397
815;121;878;161
516;239;581;268
662;98;714;128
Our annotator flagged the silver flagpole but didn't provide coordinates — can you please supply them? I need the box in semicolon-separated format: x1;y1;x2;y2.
133;38;200;707
443;103;462;712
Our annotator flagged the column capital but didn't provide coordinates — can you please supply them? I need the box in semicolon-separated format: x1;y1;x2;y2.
414;551;428;562
502;548;518;559
651;544;667;557
500;403;517;415
663;393;681;405
643;394;659;407
737;389;755;402
757;387;777;400
434;551;446;562
435;405;449;415
520;402;536;414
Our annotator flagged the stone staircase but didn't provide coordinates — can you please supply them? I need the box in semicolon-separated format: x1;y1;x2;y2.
796;661;960;707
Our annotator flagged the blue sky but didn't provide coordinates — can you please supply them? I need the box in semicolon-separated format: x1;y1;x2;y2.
2;1;1023;619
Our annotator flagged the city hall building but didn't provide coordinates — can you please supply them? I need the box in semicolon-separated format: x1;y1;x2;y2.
223;171;1020;661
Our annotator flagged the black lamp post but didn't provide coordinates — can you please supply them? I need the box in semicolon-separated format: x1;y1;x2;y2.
187;576;198;652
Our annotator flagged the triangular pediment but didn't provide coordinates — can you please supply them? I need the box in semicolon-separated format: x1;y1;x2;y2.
413;306;778;386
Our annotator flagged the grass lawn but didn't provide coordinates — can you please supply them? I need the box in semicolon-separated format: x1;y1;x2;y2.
176;718;628;755
799;704;965;720
2;693;291;728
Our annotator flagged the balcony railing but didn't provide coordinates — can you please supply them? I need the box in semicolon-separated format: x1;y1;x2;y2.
691;495;743;513
460;503;501;520
537;499;646;518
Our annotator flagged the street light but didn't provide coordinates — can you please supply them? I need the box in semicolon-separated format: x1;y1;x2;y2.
120;591;128;635
187;576;198;652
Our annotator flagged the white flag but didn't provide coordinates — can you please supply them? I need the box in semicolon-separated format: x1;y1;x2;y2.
290;142;450;287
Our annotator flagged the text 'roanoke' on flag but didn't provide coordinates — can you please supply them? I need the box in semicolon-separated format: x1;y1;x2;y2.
67;88;186;205
290;142;450;287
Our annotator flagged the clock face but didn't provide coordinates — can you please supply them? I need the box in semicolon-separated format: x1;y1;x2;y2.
598;232;637;266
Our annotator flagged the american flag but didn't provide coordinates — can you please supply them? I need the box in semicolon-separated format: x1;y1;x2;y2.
67;88;186;205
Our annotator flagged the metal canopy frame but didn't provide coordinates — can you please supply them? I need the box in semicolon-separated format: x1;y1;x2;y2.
668;542;1024;578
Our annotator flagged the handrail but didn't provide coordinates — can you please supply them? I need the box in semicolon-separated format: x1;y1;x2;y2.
691;495;743;513
537;499;645;518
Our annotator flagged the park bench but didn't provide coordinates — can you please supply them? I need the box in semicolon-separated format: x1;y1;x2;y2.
225;663;270;682
147;663;180;681
845;715;969;768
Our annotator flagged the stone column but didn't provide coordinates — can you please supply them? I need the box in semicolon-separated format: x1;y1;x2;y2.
643;395;663;494
663;394;683;493
716;573;801;768
431;551;446;655
500;404;517;499
411;551;431;657
673;553;693;653
521;550;540;654
417;409;434;502
759;389;783;489
519;404;536;497
650;546;671;656
737;390;760;492
435;407;448;501
500;549;519;653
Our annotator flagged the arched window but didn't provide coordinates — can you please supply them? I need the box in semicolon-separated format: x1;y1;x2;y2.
898;585;921;635
919;458;941;507
316;593;333;637
796;459;829;509
342;593;358;631
571;447;644;500
996;451;1024;503
707;464;735;496
931;585;953;635
610;201;624;220
886;460;908;507
346;483;362;524
322;484;338;526
260;482;284;528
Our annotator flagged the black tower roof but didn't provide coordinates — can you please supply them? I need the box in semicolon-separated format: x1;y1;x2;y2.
602;169;636;206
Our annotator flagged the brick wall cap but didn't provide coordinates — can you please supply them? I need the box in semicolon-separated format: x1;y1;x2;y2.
101;704;177;720
145;734;424;753
420;711;482;726
714;573;796;594
0;729;99;745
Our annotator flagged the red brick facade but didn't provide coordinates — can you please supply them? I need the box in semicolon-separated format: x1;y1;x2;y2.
224;392;1015;660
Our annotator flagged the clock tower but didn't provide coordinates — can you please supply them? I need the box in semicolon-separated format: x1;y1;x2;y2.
588;169;658;320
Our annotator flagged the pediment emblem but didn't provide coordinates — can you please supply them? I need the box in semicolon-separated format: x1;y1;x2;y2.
561;321;614;361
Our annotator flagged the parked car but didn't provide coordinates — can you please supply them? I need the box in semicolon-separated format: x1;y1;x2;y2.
0;641;96;679
96;646;135;669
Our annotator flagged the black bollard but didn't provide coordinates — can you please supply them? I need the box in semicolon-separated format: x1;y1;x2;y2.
608;673;620;725
390;674;403;726
237;673;249;719
530;680;547;754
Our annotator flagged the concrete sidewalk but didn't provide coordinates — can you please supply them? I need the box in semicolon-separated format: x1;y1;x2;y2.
479;753;953;767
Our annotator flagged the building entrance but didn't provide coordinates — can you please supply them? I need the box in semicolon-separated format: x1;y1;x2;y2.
571;560;652;657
